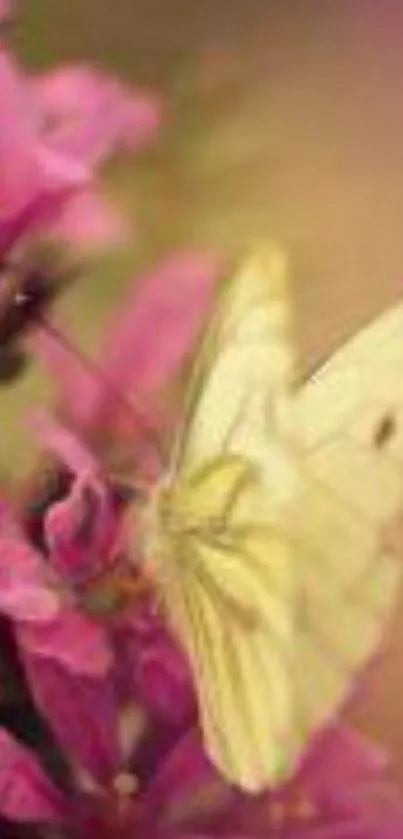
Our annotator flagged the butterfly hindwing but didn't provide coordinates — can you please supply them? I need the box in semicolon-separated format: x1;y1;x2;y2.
285;305;403;749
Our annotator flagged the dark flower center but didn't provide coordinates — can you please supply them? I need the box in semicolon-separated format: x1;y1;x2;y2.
0;251;76;383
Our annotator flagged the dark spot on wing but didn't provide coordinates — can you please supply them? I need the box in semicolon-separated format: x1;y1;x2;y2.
373;414;396;448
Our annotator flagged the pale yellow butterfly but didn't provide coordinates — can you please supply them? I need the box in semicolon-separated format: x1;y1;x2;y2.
142;244;403;793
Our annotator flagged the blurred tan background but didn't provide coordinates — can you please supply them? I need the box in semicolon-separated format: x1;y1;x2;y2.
6;0;403;792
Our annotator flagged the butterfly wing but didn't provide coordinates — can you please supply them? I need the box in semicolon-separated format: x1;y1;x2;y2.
154;454;300;792
149;247;403;793
173;242;295;476
284;304;403;750
149;245;305;791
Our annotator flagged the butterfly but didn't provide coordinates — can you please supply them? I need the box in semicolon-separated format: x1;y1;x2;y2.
140;244;403;793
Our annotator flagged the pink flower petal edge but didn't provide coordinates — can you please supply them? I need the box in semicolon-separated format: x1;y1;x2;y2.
0;728;64;823
29;412;100;476
0;535;61;621
34;63;162;162
0;48;87;215
0;0;14;22
22;654;121;785
17;606;112;677
53;188;132;251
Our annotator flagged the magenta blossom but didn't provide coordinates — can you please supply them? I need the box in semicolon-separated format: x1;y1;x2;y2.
0;460;193;797
33;63;162;164
2;428;194;728
0;46;86;236
0;250;219;726
0;40;160;255
0;411;193;731
30;63;162;250
0;709;401;839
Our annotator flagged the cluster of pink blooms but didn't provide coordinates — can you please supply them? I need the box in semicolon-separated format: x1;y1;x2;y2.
0;3;402;837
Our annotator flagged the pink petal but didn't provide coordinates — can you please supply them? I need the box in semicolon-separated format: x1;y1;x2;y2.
131;632;193;726
17;606;112;676
104;250;221;395
29;412;100;475
34;64;161;163
53;188;131;250
229;724;399;838
0;728;64;823
44;470;124;586
149;728;238;839
45;106;121;169
0;50;86;217
0;192;78;259
299;724;388;792
0;47;39;212
0;536;60;621
115;603;194;726
105;81;162;151
78;250;222;430
22;655;121;785
0;0;14;22
297;725;403;834
34;143;88;202
44;475;97;582
34;64;102;114
32;251;221;480
0;199;43;256
151;726;221;804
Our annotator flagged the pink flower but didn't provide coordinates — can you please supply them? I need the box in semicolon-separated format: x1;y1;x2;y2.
33;63;162;165
0;534;60;622
0;481;192;792
6;459;194;726
21;655;122;785
0;521;112;677
2;249;219;723
0;46;88;236
0;42;161;255
0;715;401;839
30;63;162;251
0;728;64;823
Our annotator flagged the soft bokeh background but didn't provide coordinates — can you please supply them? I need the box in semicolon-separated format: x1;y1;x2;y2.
6;0;403;790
